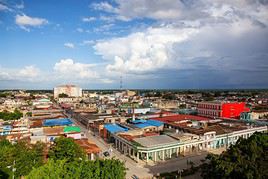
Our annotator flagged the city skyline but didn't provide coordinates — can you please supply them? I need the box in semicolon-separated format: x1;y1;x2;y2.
1;0;268;89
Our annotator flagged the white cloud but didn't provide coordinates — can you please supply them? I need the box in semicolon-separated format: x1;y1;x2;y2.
64;42;75;49
18;65;40;78
15;14;48;30
53;59;99;79
94;25;198;73
0;65;40;81
93;0;268;26
94;23;114;32
92;2;116;12
82;16;96;22
92;0;268;76
99;15;116;22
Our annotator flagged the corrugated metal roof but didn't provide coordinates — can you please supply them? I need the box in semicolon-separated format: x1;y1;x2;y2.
104;124;128;134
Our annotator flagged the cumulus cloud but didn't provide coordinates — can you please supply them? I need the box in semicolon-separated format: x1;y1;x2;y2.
91;0;268;88
18;65;40;78
0;65;40;81
94;25;198;73
92;0;268;24
15;14;48;31
64;42;75;48
53;59;99;79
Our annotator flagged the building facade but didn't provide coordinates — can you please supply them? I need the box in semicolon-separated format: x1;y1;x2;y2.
197;101;250;119
54;85;82;98
113;125;267;163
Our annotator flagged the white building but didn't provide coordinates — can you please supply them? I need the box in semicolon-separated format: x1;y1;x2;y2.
54;85;82;98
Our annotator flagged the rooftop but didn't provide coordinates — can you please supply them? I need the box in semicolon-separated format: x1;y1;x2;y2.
43;127;64;136
43;118;73;127
132;119;164;128
133;135;178;148
152;114;210;123
74;139;101;154
64;126;81;133
104;123;129;134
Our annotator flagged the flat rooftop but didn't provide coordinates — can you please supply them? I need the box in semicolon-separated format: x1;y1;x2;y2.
133;135;178;148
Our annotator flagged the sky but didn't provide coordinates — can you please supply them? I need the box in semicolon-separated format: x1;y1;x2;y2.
0;0;268;90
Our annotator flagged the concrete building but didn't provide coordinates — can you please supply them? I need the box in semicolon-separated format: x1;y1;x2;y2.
108;119;267;164
54;84;82;98
197;101;250;119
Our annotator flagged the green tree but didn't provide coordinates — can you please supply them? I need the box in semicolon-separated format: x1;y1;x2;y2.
201;132;268;179
0;139;45;179
26;159;126;179
48;137;86;162
58;93;69;98
0;109;23;121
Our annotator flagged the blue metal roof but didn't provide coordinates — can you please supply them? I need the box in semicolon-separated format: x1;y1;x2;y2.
131;119;147;124
133;119;163;128
146;119;163;127
43;118;73;127
134;123;152;128
104;124;128;134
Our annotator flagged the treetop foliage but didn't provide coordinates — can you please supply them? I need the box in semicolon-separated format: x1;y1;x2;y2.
201;132;268;179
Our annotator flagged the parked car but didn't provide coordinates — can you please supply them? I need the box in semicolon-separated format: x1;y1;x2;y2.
103;151;110;157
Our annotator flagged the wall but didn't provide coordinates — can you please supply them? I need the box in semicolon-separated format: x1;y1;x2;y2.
222;102;250;119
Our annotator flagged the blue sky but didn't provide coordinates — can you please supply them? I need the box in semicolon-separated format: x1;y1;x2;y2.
0;0;268;89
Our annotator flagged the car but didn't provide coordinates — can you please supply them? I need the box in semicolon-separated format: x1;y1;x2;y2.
132;175;139;179
103;151;110;157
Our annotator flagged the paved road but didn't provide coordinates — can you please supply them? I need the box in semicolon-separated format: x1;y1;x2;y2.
146;153;207;175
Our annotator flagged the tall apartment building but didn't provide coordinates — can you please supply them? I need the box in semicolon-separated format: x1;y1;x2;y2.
197;101;250;119
54;85;82;98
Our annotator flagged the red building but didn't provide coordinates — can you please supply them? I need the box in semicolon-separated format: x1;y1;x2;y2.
197;101;250;119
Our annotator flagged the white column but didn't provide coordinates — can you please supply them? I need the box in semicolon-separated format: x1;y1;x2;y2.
154;151;157;162
169;149;172;158
137;152;139;162
146;152;149;163
162;150;165;160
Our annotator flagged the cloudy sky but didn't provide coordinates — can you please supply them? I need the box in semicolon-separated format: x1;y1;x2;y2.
0;0;268;89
